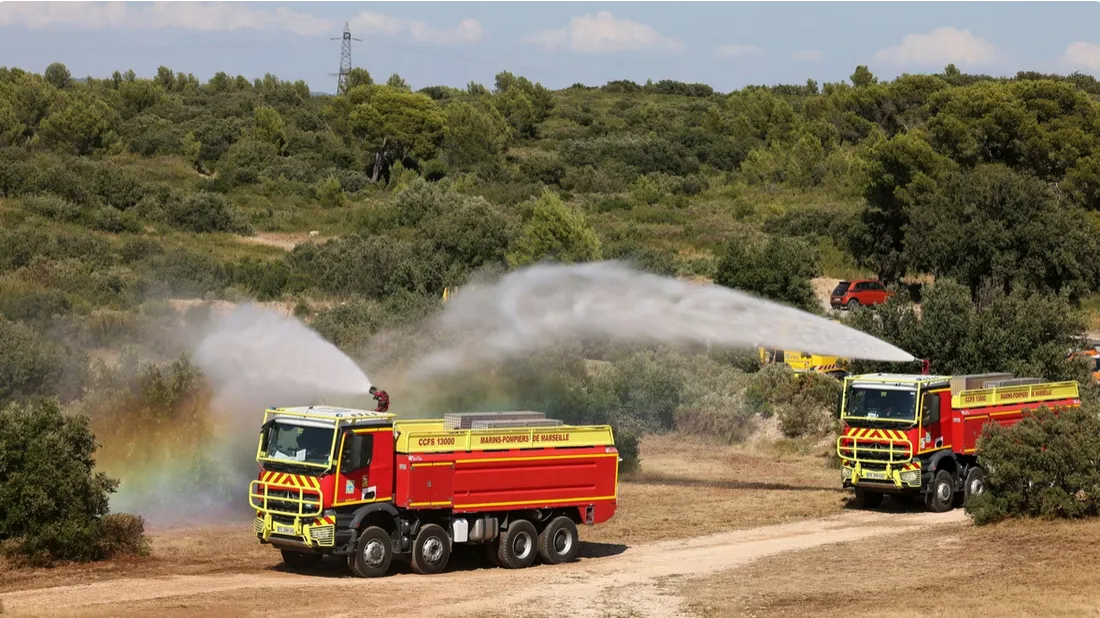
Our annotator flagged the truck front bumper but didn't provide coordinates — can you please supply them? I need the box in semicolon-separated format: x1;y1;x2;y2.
841;462;922;493
255;512;347;553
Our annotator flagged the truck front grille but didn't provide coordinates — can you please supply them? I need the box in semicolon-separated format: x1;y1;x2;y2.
249;480;323;517
837;436;912;465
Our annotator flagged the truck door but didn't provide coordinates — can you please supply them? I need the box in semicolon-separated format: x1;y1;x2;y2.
918;389;948;454
335;427;394;505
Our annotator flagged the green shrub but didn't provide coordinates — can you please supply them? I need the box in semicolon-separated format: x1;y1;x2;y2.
614;428;641;473
0;318;70;406
166;191;252;234
315;176;347;208
0;399;147;566
966;406;1100;525
22;193;82;222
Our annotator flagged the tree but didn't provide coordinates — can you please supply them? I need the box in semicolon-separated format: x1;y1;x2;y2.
854;131;955;282
344;68;373;91
386;73;410;91
507;189;601;267
39;91;118;155
850;65;877;88
441;101;511;167
903;164;1100;299
44;62;71;89
339;86;447;183
713;236;820;312
251;105;288;154
848;278;1088;380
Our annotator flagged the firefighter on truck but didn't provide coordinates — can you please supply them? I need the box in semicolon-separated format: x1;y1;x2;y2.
837;372;1081;512
249;406;620;577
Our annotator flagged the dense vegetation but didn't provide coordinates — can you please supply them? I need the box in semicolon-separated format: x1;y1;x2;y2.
4;58;1100;560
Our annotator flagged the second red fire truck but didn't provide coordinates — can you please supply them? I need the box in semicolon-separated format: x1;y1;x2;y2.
837;372;1081;511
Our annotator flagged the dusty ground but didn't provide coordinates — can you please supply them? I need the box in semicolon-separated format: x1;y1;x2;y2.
681;514;1100;618
3;435;1092;618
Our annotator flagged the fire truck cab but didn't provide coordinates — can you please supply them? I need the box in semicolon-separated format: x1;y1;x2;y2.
837;373;1081;512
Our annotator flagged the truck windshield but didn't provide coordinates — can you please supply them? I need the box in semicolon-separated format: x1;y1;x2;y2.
843;387;917;424
262;422;335;467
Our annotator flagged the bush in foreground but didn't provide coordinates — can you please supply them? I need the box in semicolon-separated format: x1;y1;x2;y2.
0;399;148;565
966;406;1100;525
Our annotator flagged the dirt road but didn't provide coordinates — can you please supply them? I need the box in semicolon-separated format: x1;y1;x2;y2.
1;509;967;618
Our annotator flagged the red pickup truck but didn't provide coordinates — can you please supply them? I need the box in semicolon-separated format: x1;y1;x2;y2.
830;280;892;310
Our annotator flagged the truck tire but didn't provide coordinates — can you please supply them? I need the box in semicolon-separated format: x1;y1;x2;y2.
963;467;986;506
411;523;451;575
853;488;883;509
925;469;956;513
347;525;393;578
537;516;579;565
280;549;322;569
497;519;537;569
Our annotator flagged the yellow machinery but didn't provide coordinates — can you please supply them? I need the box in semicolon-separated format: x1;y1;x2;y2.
758;347;848;379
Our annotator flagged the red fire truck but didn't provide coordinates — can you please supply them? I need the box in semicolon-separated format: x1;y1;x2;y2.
249;407;619;577
837;372;1081;512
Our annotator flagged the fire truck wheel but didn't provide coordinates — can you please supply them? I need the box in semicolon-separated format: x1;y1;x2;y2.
963;467;986;505
926;470;956;513
497;519;538;569
853;488;883;509
347;525;393;578
280;549;322;569
411;523;451;575
537;516;579;565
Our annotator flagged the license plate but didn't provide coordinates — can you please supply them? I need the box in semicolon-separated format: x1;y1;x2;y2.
275;524;295;535
863;471;887;480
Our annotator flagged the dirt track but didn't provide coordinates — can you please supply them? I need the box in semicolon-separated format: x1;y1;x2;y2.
0;509;967;618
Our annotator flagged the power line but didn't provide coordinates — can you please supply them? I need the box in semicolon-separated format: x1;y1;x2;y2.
330;22;361;95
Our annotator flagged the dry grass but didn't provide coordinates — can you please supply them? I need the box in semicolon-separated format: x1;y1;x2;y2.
681;517;1100;618
586;434;846;546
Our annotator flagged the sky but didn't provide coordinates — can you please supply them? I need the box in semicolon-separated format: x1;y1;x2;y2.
1;1;1100;94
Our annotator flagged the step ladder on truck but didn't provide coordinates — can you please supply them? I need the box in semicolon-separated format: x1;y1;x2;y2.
836;372;1081;512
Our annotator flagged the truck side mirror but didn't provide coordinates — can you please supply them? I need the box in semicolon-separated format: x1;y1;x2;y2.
835;392;844;418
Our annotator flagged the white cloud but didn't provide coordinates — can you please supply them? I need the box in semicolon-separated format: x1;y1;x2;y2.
792;49;823;62
714;44;761;59
521;11;683;54
1063;42;1100;71
872;27;998;68
350;12;483;45
0;1;332;36
0;2;483;44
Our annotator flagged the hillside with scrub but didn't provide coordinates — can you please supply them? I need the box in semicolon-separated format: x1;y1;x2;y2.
4;60;1100;565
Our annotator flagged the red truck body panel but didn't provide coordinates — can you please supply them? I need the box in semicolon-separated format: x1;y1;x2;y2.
395;447;618;523
953;398;1080;454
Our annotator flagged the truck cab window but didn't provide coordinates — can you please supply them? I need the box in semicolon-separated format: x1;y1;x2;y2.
921;393;940;426
341;433;374;472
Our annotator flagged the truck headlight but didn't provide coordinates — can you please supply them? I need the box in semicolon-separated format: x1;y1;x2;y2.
841;467;853;479
900;470;920;483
